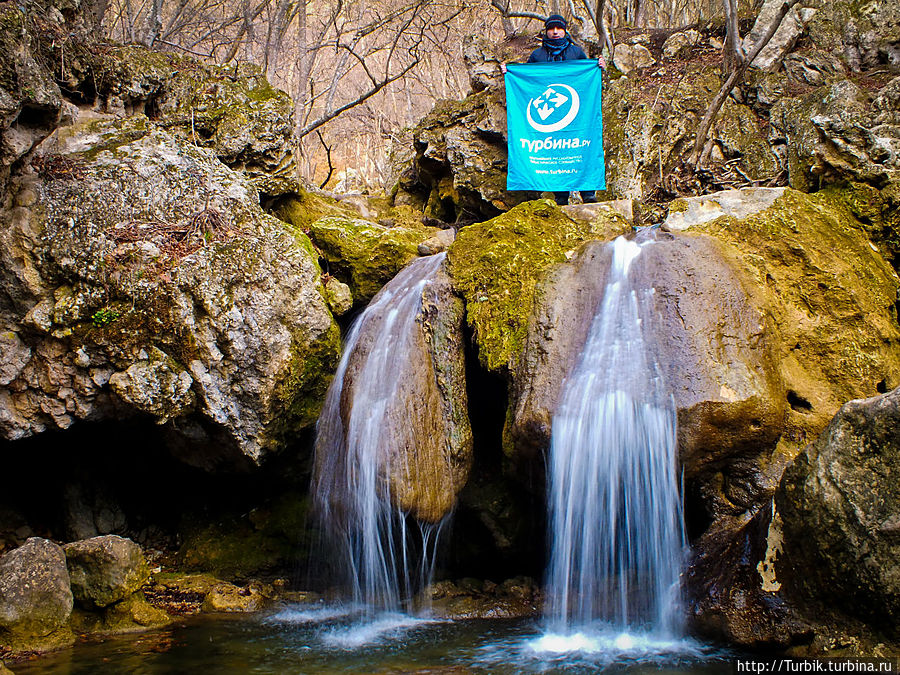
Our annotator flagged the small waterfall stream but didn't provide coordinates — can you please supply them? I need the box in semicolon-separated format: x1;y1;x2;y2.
542;233;687;644
312;253;447;615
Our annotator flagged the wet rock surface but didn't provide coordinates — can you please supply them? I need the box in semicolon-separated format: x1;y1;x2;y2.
777;387;900;630
320;261;472;523
0;538;73;641
63;535;150;609
508;228;783;476
429;576;541;620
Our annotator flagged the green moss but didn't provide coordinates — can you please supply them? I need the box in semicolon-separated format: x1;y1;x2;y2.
69;594;170;635
267;319;341;447
820;181;900;272
271;189;358;231
694;188;900;422
307;216;433;301
446;199;629;372
177;495;315;580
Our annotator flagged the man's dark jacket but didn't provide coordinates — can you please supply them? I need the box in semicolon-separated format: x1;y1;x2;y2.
527;40;588;63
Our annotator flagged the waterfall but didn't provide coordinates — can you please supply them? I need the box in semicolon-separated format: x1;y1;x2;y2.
544;233;686;637
312;253;447;613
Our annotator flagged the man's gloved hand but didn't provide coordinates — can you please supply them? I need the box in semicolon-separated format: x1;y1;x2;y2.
500;62;508;74
598;56;607;69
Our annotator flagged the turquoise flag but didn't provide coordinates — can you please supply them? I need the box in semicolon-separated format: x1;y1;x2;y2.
505;60;605;191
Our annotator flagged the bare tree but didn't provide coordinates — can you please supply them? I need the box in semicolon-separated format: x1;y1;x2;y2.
688;0;802;169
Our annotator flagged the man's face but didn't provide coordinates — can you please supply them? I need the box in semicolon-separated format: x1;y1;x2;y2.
546;25;565;39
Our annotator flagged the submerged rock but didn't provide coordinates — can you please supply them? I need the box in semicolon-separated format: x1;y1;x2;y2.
0;538;73;644
63;535;150;610
777;387;900;629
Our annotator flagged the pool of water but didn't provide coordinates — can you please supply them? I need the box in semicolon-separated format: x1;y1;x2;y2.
11;604;733;674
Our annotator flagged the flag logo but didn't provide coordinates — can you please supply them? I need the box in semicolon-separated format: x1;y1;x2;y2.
526;83;580;133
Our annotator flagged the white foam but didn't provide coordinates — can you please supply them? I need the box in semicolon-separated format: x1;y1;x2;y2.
265;603;361;625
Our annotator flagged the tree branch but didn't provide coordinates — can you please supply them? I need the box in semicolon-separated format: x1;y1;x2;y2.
688;0;802;169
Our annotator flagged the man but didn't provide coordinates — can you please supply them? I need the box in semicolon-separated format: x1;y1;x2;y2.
501;14;605;205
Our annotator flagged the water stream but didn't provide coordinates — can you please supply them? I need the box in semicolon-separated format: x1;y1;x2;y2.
311;253;448;614
7;239;726;673
540;233;687;650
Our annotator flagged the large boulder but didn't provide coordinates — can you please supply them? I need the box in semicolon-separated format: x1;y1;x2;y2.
507;228;784;479
777;386;900;628
0;538;73;640
680;188;900;448
315;257;472;523
685;506;811;648
446;200;631;373
306;216;438;303
95;47;297;195
0;115;340;467
63;535;150;609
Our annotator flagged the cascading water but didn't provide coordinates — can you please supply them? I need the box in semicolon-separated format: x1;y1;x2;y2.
312;253;448;615
543;232;686;643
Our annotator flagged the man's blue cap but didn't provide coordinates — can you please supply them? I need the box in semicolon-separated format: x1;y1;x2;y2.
545;14;567;29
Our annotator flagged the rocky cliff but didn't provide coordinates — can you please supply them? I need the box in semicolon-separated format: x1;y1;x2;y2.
1;0;900;661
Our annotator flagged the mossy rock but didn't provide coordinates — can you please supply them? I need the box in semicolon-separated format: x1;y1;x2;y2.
97;47;294;181
307;216;436;302
69;593;171;635
271;189;360;231
176;495;313;580
824;181;900;272
446;199;630;373
694;188;900;443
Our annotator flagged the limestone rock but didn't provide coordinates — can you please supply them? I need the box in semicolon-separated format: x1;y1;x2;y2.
783;51;845;87
664;187;786;230
507;230;783;477
320;260;472;522
430;576;541;619
201;581;269;613
770;78;900;192
462;34;505;93
662;30;700;60
777;387;900;625
604;65;780;201
95;47;296;193
109;347;195;423
0;3;63;193
686;507;811;647
743;0;816;72
64;535;150;609
417;228;456;255
0;117;340;466
446;200;631;373
0;538;73;639
806;0;900;72
322;277;353;316
613;44;655;73
407;88;524;221
690;188;900;445
307;216;436;302
501;188;899;513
